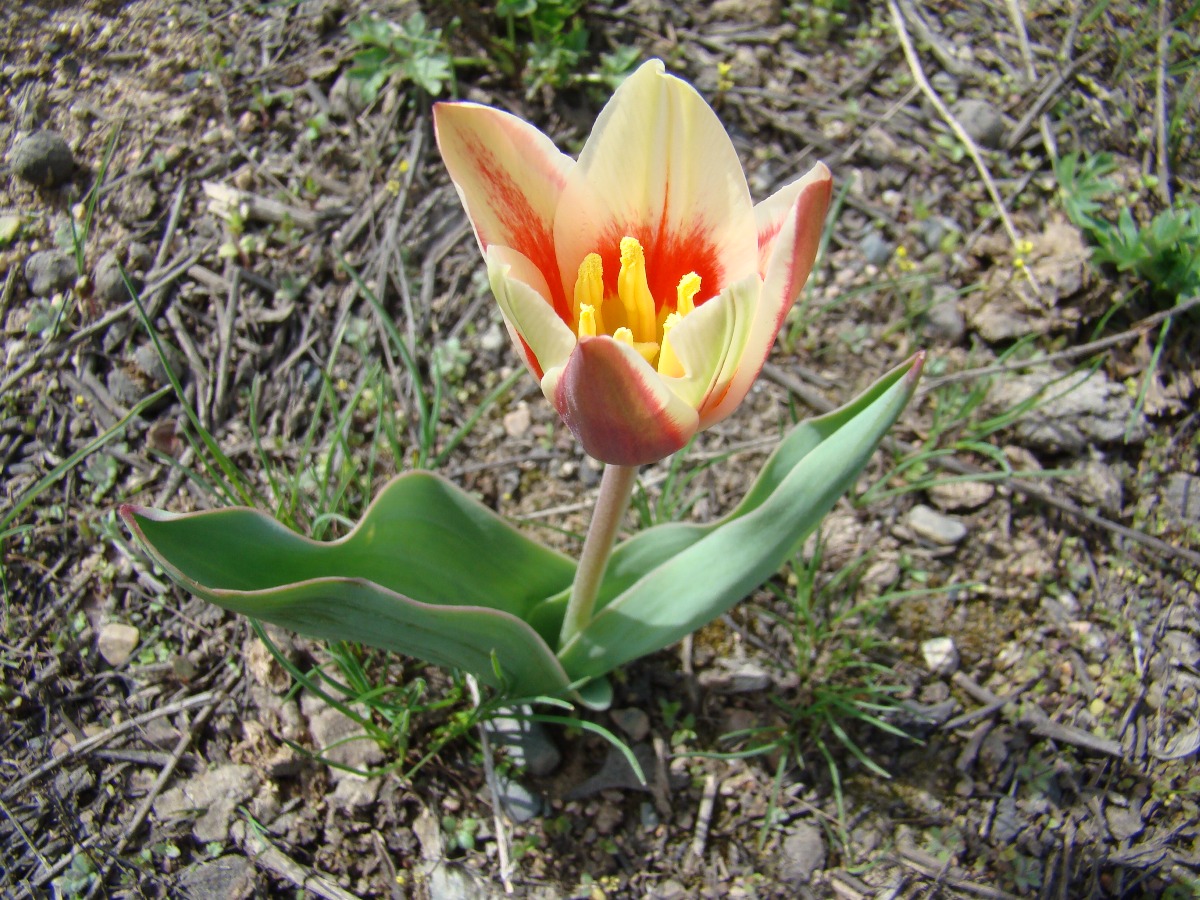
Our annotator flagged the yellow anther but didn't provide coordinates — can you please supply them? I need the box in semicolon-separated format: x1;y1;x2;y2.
578;303;599;338
657;312;685;378
676;272;701;316
617;236;657;344
573;252;604;327
614;326;661;365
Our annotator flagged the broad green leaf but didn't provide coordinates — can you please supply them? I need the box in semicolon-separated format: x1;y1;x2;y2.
123;471;578;697
557;354;923;679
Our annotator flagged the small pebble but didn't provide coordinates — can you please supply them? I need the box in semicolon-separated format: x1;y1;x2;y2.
779;822;826;883
94;251;134;305
907;504;968;545
921;636;960;676
953;98;1006;149
859;230;892;267
98;622;140;666
24;250;77;297
11;131;75;187
611;706;650;742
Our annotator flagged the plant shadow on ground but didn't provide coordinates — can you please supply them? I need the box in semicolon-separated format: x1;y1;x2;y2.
2;0;1199;897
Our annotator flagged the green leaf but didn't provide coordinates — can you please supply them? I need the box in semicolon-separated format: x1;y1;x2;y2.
557;354;923;680
123;472;577;697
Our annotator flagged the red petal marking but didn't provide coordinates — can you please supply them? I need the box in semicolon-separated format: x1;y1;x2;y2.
553;338;696;466
769;174;832;331
459;131;571;323
593;221;723;316
516;333;544;380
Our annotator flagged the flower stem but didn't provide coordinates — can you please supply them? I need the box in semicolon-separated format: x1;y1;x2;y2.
559;463;638;648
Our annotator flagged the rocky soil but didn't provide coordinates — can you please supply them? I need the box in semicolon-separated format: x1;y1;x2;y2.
2;1;1199;897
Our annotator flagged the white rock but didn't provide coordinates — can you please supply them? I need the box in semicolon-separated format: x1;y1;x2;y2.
921;636;960;676
907;504;968;544
503;402;532;438
98;622;140;666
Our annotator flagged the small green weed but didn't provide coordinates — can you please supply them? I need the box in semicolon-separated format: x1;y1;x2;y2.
1056;151;1200;306
347;12;454;102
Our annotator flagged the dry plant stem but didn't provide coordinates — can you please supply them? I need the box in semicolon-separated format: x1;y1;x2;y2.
560;463;639;647
1;690;221;803
1154;0;1172;205
466;676;514;894
889;0;1041;297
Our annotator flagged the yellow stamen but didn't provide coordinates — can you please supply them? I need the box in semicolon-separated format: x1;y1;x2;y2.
617;237;657;344
578;303;598;338
676;272;701;316
573;252;604;328
614;327;660;365
657;312;685;377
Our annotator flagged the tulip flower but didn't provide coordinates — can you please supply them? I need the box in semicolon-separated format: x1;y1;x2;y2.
120;61;923;722
435;59;832;467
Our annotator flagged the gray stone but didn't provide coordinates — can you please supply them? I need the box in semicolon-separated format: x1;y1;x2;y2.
176;856;258;900
11;131;75;187
928;480;993;511
921;636;960;676
304;701;384;774
907;504;968;545
495;774;544;823
779;822;826;883
566;743;659;799
611;707;650;742
98;622;139;666
131;340;184;385
996;369;1148;453
153;764;258;843
953;98;1006;149
1068;459;1124;513
859;230;892;267
970;300;1042;342
330;773;381;813
483;709;561;777
698;658;774;693
923;295;966;344
24;250;76;296
106;366;144;407
919;216;958;252
1105;804;1145;842
94;251;135;305
127;241;154;272
991;795;1022;843
930;71;959;96
1164;473;1200;523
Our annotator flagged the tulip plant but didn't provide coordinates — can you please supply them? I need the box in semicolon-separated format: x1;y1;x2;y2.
122;61;922;711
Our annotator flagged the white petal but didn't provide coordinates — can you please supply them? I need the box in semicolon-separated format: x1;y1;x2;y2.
487;245;577;378
554;60;757;313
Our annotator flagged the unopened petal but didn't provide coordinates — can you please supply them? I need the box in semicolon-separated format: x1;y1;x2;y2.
554;60;757;314
702;171;831;426
658;275;760;417
754;162;832;278
547;337;699;466
487;246;577;381
435;102;576;320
